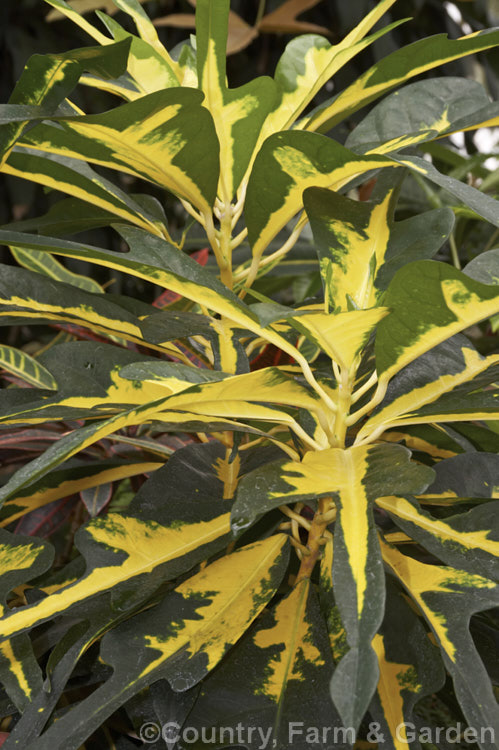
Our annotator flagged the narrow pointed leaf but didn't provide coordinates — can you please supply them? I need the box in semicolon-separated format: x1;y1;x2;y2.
303;185;454;311
95;10;179;95
378;496;499;581
0;228;307;365
381;538;499;748
0;460;162;528
302;28;499;133
360;336;499;438
0;345;57;390
0;447;239;641
262;0;401;137
195;0;277;200
11;247;103;292
185;580;343;750
233;444;433;729
346;77;499;154
4;149;165;235
369;580;446;750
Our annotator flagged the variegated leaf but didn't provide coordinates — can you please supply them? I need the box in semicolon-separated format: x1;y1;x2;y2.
17;88;219;214
381;538;499;748
0;38;131;164
0;228;310;368
369;580;446;750
378;495;499;581
374;261;499;385
302;28;499;133
3;150;165;236
261;0;402;138
95;9;179;96
346;77;499;155
0;460;162;528
196;0;277;202
359;335;499;439
245;132;402;265
0;345;57;390
233;444;434;730
0;264;212;355
303;184;454;311
184;580;343;750
0;444;240;641
29;535;289;750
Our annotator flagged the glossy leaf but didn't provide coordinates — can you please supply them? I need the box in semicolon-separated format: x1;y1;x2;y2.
196;0;278;201
245;131;401;264
303;184;454;311
381;539;499;747
0;264;212;354
359;335;499;439
233;444;433;729
374;261;499;384
369;580;446;750
95;9;179;96
0;460;162;528
0;38;131;163
0;345;57;390
3;150;165;236
185;580;343;750
346;77;499;154
30;535;289;750
378;495;499;581
262;0;402;138
302;28;499;133
0;445;239;642
0;228;308;366
18;88;220;214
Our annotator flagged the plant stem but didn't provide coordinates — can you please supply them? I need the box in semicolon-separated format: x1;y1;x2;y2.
449;232;461;269
294;496;334;585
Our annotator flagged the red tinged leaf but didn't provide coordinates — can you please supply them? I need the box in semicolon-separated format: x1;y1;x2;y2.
152;247;210;308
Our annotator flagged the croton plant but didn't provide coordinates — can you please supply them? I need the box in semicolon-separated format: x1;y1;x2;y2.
0;0;498;748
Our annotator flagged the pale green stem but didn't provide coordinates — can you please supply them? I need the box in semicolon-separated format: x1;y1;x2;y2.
449;233;461;270
351;370;378;405
346;378;388;426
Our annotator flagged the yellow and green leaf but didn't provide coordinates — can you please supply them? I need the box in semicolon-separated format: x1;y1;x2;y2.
303;183;454;312
11;247;104;293
369;580;445;750
196;0;278;202
261;0;403;139
3;149;167;236
346;76;499;155
359;336;499;439
26;535;289;750
0;460;162;528
180;578;341;746
245;132;404;265
0;345;57;390
0;38;132;164
374;261;499;384
17;88;220;214
378;495;499;581
302;28;499;133
233;443;433;729
0;458;241;641
380;538;499;742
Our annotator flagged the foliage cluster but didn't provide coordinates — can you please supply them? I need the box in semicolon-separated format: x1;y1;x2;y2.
0;1;498;748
